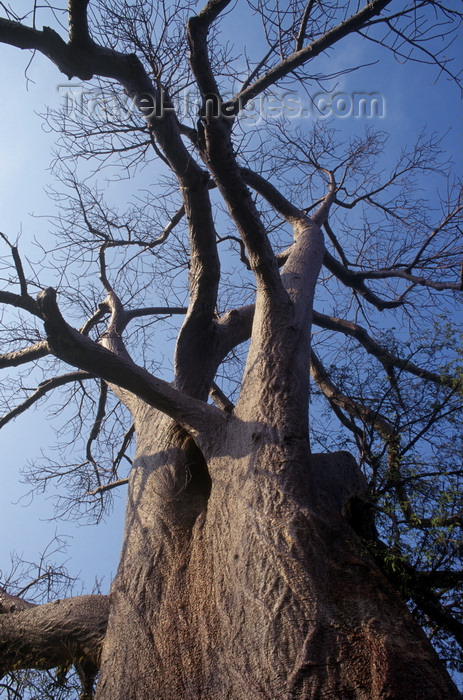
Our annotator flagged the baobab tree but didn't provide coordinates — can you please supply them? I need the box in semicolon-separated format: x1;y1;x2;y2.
0;1;462;698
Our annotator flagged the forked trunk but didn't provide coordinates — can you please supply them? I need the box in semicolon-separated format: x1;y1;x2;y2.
96;414;458;699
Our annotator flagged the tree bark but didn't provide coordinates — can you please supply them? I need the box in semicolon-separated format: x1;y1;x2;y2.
94;417;459;699
0;594;109;699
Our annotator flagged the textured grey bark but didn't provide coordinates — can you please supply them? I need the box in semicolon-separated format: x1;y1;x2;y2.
96;435;458;699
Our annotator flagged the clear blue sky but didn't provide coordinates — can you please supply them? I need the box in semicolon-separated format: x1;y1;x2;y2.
0;3;461;596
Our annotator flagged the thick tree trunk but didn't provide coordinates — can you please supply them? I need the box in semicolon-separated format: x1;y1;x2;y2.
95;416;459;700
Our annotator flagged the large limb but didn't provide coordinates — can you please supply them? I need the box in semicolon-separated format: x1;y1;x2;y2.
68;0;91;47
188;3;330;430
0;4;167;88
241;168;416;311
0;591;109;700
37;287;226;440
187;2;284;297
173;171;220;400
0;296;250;436
131;66;222;400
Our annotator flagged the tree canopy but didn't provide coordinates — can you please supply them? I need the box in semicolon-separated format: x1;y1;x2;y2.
0;1;462;698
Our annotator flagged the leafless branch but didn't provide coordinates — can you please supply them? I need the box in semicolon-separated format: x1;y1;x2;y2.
37;287;227;438
0;371;94;429
88;478;129;496
312;310;460;390
296;0;316;51
85;380;108;467
0;341;50;369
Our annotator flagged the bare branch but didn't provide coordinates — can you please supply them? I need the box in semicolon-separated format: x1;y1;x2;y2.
88;478;129;496
68;0;91;46
240;167;304;221
0;17;94;80
187;0;233;96
0;371;94;430
37;287;226;438
323;220;350;267
415;570;463;588
147;203;185;248
173;178;221;398
80;305;109;336
241;167;410;310
323;251;411;310
0;290;40;317
125;306;188;322
209;381;234;413
296;0;316;52
407;201;463;272
310;349;393;439
0;340;50;369
86;380;108;466
233;0;394;110
0;232;28;297
112;423;135;475
353;267;460;291
312;310;460;390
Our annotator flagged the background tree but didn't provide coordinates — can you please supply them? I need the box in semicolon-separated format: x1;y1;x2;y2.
0;1;462;698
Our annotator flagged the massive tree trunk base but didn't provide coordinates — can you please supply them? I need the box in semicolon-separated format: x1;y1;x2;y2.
95;440;459;700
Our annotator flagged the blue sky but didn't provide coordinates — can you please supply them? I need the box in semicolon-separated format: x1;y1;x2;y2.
0;4;461;597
